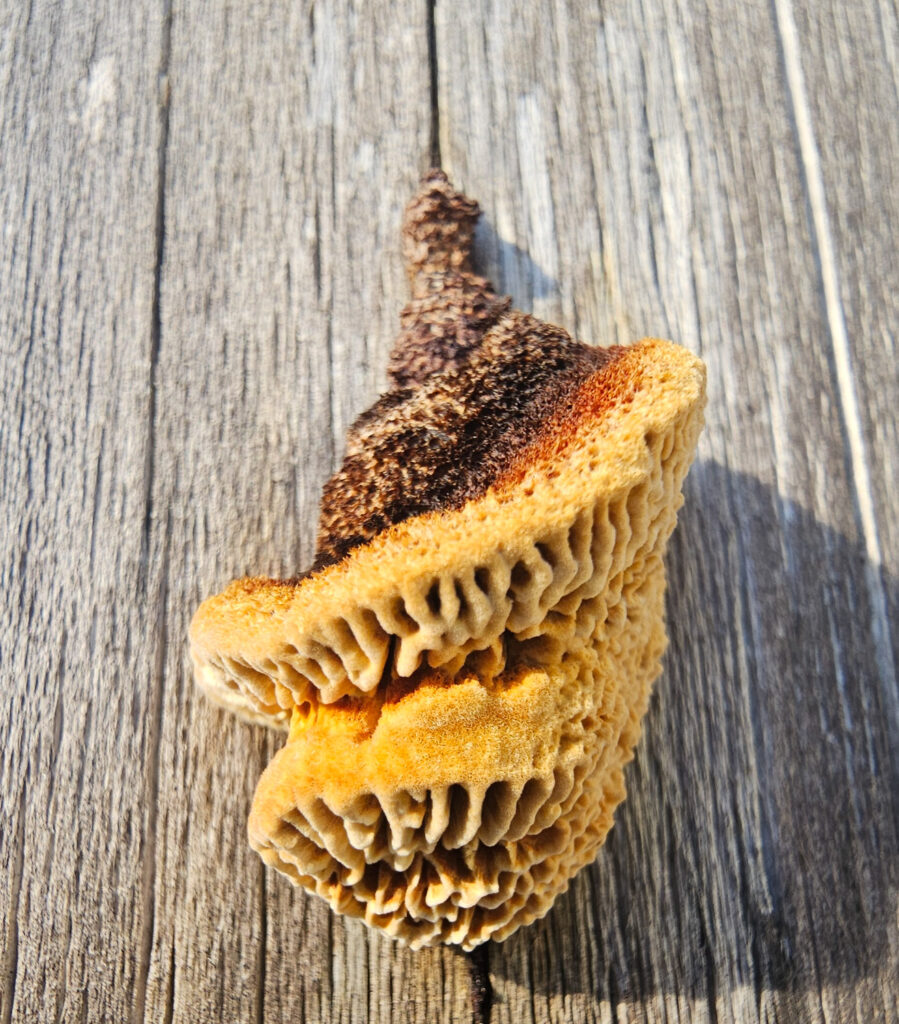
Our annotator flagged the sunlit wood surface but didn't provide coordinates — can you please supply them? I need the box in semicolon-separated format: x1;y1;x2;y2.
2;1;896;1021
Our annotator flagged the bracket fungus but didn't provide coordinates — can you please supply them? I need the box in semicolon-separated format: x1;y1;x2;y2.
190;171;706;949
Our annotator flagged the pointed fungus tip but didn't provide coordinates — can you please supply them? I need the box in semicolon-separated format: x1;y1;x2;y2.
402;171;482;292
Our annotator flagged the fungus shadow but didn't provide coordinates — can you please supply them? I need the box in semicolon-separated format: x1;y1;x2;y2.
472;215;558;305
481;459;898;1005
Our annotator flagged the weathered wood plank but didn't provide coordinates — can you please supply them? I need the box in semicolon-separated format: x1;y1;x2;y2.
148;2;472;1022
781;0;899;721
0;3;166;1022
784;0;899;568
767;5;899;1021
1;0;896;1022
436;1;898;1022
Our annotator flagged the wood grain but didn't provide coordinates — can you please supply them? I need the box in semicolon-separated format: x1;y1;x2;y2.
0;2;167;1021
1;1;896;1022
437;2;898;1021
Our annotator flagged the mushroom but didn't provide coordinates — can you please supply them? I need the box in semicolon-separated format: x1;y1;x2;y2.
190;171;706;949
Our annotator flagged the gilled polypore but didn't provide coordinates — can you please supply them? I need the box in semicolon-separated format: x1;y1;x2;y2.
190;171;706;949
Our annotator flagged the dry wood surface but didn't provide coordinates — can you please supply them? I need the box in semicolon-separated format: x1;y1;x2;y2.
1;1;897;1022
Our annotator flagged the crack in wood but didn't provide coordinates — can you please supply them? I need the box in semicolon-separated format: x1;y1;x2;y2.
427;0;441;168
132;518;173;1024
467;945;492;1024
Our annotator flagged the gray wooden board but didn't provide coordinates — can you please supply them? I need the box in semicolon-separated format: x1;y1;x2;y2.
0;2;167;1022
0;1;896;1022
147;2;474;1021
437;1;898;1021
788;0;899;729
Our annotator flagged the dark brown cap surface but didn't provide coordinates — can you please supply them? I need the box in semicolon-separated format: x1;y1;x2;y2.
312;173;623;570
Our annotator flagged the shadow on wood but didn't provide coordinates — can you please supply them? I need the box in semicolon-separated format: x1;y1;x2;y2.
472;215;558;306
477;460;897;1005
